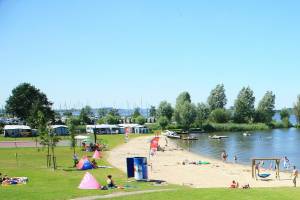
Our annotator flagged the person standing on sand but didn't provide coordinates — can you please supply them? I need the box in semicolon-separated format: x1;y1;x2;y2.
255;162;260;177
292;166;298;187
234;155;237;163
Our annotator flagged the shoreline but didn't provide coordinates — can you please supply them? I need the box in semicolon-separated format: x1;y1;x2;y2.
108;135;295;188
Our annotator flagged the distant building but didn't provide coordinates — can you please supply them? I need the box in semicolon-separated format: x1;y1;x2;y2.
50;125;69;136
3;125;32;137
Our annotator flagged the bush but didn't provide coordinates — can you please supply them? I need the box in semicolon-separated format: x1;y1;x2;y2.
208;123;269;132
135;116;146;125
209;108;230;123
157;116;169;130
145;123;160;133
202;123;216;132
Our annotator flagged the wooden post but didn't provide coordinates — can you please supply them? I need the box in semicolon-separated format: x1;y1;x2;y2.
276;160;280;180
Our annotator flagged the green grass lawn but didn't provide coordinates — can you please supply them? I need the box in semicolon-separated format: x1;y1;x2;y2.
0;134;177;200
111;188;300;200
1;134;300;200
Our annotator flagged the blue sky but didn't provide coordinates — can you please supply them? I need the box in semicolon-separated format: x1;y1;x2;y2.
1;0;300;109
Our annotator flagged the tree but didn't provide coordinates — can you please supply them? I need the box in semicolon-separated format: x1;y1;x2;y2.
63;111;72;117
156;101;173;121
79;106;93;124
158;116;169;130
149;106;156;117
176;91;191;105
174;92;197;131
195;103;210;127
105;114;120;124
135;116;146;125
209;108;230;123
6;83;54;126
294;95;300;125
37;110;60;170
67;117;77;155
207;84;227;111
108;108;120;117
280;108;290;120
28;100;54;128
132;108;141;118
255;91;276;124
233;87;255;123
97;108;108;118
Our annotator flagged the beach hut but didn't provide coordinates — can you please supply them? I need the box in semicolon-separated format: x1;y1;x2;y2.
78;172;101;189
3;125;32;137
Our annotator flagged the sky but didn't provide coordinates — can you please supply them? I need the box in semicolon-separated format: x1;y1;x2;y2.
1;0;300;109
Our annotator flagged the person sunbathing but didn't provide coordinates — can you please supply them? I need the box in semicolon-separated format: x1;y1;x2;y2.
230;180;239;188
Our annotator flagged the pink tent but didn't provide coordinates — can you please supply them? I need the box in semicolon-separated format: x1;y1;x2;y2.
92;150;101;159
78;172;100;189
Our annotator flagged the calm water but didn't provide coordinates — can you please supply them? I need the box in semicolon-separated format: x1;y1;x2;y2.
177;128;300;168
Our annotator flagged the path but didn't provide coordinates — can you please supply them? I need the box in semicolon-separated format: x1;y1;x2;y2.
70;189;174;200
0;140;70;148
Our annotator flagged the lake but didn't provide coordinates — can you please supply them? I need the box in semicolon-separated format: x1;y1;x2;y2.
177;128;300;168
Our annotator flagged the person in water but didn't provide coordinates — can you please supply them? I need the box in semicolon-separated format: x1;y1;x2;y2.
283;156;290;169
221;151;228;162
292;166;298;187
234;155;238;163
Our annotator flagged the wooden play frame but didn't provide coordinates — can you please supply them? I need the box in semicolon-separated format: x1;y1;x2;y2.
251;158;281;179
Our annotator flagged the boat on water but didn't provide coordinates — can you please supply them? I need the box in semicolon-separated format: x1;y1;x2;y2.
243;132;251;136
209;135;228;139
182;136;198;140
164;130;181;139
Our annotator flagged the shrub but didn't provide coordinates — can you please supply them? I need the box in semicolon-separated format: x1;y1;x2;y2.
208;123;269;132
209;109;230;123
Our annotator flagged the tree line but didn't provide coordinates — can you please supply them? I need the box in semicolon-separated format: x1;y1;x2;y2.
3;83;300;133
151;84;300;130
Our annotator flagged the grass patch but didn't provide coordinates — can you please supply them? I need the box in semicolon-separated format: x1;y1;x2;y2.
0;134;175;200
110;187;300;200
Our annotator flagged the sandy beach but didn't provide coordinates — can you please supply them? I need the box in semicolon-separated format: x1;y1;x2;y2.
108;135;295;188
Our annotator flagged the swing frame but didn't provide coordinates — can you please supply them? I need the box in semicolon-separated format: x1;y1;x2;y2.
251;158;281;180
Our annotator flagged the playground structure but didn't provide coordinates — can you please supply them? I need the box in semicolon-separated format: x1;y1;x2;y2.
251;158;281;180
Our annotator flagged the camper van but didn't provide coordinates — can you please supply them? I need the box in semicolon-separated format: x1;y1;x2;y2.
3;125;32;137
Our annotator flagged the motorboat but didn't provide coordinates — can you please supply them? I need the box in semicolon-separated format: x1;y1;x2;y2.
164;130;181;139
243;132;251;136
209;135;228;139
182;136;198;140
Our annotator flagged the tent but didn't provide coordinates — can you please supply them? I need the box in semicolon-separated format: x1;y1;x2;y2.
92;150;101;159
78;172;100;189
77;157;94;170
